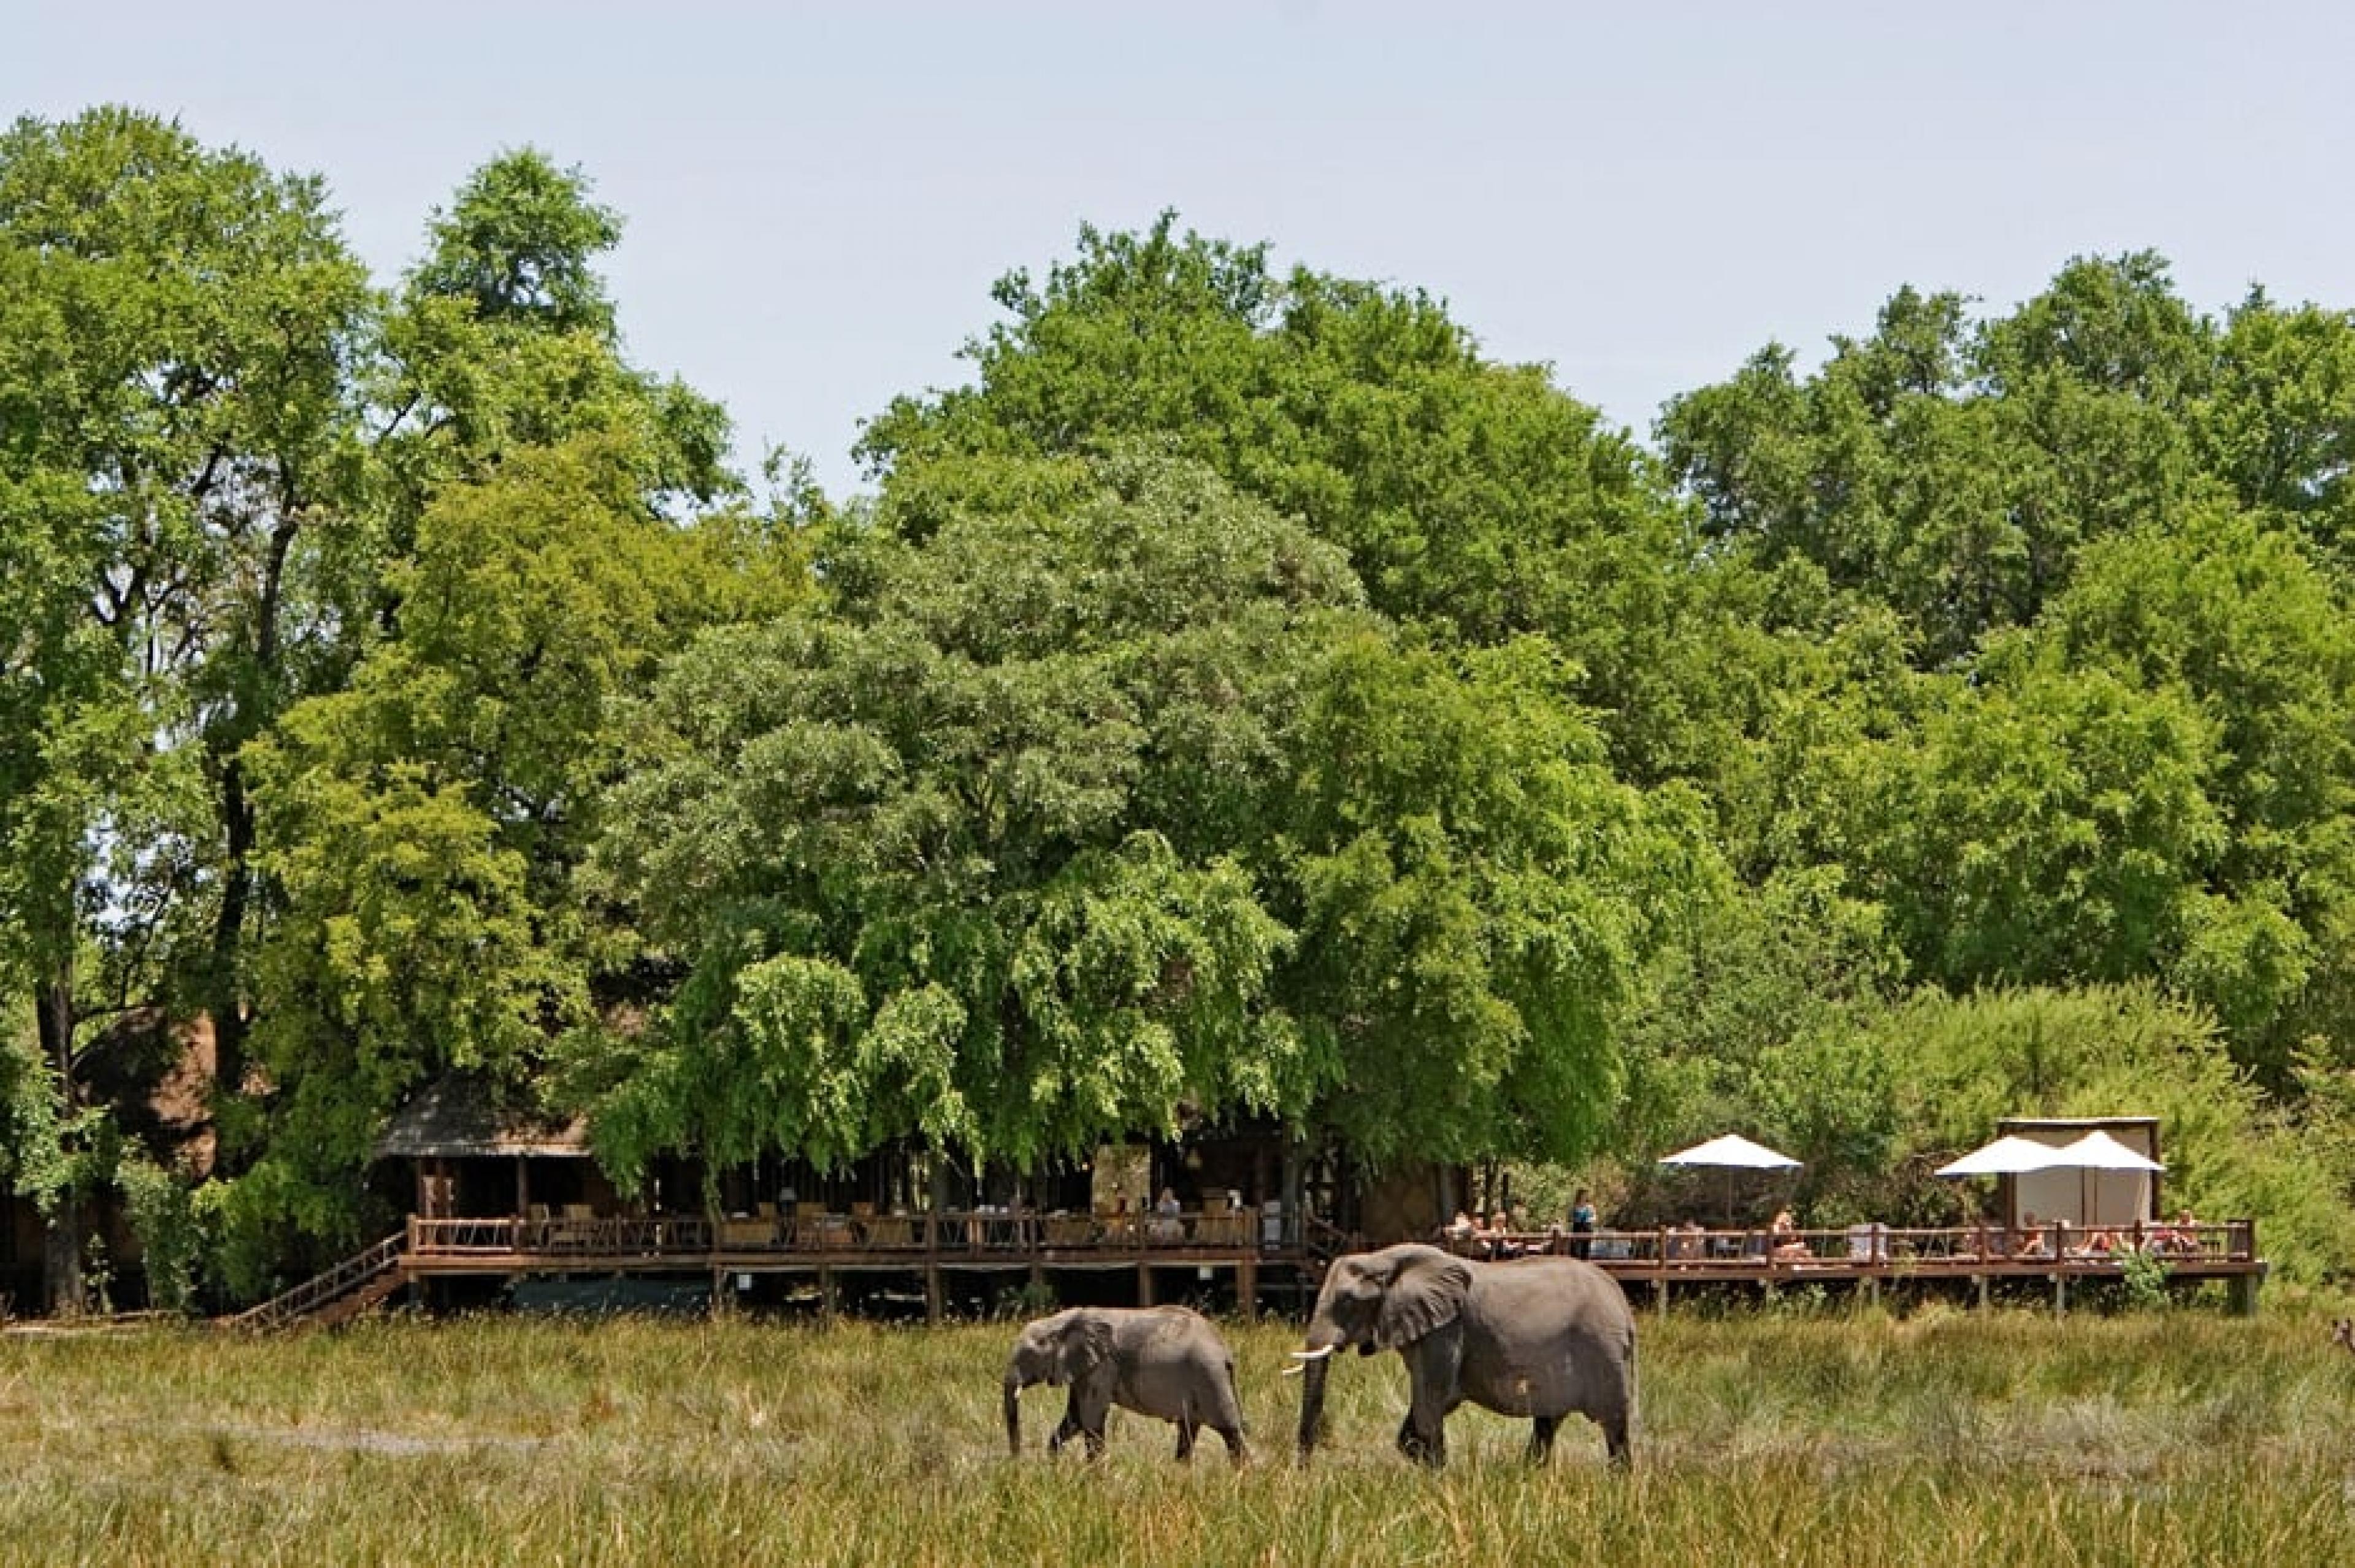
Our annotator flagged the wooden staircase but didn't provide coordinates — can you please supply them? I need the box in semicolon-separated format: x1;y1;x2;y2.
227;1232;409;1331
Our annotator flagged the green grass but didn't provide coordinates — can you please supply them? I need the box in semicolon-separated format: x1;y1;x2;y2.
1;1303;2351;1566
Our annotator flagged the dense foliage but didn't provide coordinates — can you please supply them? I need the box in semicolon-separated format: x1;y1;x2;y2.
7;107;2355;1302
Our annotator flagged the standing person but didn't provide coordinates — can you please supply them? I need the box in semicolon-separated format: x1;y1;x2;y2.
1568;1188;1598;1260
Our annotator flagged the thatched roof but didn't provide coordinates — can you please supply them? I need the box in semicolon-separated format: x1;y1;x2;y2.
376;1075;590;1160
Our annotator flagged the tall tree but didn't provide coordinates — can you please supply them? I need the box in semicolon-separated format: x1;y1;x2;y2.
572;453;1713;1189
0;107;370;1306
211;153;781;1287
857;215;1705;784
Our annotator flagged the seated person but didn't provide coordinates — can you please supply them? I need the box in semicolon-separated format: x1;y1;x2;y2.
1149;1186;1185;1242
2072;1226;2123;1259
1769;1207;1810;1261
2163;1207;2202;1255
1442;1209;1479;1249
2010;1211;2049;1258
1669;1220;1706;1261
1485;1210;1522;1260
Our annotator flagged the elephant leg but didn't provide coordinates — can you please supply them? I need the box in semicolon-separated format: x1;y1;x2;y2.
1047;1399;1083;1456
1174;1413;1198;1463
1074;1388;1111;1460
1526;1415;1559;1465
1394;1410;1445;1468
1397;1333;1458;1469
1213;1423;1248;1467
1601;1407;1633;1467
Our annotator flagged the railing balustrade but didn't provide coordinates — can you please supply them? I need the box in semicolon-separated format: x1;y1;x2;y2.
1439;1220;2256;1269
405;1205;1298;1260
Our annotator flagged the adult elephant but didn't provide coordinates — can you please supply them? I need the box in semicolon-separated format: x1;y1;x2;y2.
1291;1243;1635;1467
1003;1306;1249;1464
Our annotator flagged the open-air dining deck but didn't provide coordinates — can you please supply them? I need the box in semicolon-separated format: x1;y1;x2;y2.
394;1197;1310;1321
385;1207;2265;1320
1452;1218;2267;1314
410;1198;1278;1261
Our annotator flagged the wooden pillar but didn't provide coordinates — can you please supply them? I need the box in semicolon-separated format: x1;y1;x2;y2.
925;1264;943;1325
1138;1260;1155;1307
1654;1275;1668;1317
516;1155;530;1221
1976;1271;1990;1310
1237;1253;1258;1321
818;1265;837;1320
2054;1271;2067;1317
1281;1143;1303;1250
2227;1270;2260;1317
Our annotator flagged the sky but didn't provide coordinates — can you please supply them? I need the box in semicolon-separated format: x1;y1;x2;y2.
10;2;2354;499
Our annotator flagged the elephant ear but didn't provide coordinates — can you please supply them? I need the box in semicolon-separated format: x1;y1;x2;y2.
1376;1249;1472;1349
1054;1310;1116;1383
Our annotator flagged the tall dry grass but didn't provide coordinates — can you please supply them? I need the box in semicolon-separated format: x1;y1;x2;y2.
0;1302;2348;1566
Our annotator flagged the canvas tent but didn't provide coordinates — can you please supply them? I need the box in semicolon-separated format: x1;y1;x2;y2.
1991;1117;2165;1229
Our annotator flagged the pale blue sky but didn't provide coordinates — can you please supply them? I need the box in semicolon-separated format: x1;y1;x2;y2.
10;2;2350;496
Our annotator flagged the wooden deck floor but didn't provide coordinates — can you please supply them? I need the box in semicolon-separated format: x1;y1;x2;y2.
389;1215;2266;1318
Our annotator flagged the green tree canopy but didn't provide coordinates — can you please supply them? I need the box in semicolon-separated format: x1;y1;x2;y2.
572;453;1714;1188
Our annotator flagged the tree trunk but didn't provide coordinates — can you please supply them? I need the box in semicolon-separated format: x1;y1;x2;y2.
34;963;82;1317
205;754;252;1120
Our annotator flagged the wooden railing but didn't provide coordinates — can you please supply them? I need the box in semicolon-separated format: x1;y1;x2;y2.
406;1205;1298;1260
1441;1220;2259;1269
229;1232;407;1331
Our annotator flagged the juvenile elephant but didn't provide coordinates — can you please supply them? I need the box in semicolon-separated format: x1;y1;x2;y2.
1003;1306;1249;1464
1292;1243;1635;1467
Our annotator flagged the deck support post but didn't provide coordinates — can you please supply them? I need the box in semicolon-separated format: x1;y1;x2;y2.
819;1264;837;1320
1654;1275;1668;1317
925;1264;942;1325
2053;1272;2067;1317
1237;1253;1258;1320
1137;1260;1154;1307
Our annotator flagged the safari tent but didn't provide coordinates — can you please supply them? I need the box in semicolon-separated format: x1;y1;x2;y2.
1993;1115;2164;1231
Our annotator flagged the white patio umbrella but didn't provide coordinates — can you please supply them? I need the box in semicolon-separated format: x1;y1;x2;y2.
2051;1130;2165;1172
1932;1134;2069;1178
1658;1134;1801;1224
1659;1134;1802;1171
2050;1130;2165;1229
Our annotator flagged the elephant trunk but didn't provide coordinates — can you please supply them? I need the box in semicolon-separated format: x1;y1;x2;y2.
1295;1352;1331;1459
1003;1375;1025;1456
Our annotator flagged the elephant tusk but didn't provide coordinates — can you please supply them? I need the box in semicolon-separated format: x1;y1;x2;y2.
1290;1328;1347;1365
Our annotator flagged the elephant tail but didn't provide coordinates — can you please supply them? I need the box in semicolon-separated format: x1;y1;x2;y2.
1619;1323;1640;1466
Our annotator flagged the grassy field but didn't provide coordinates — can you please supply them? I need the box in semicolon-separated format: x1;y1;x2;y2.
1;1300;2351;1566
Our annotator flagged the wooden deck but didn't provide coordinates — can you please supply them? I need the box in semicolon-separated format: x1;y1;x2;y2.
383;1211;2267;1320
1494;1220;2268;1314
397;1206;1320;1320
